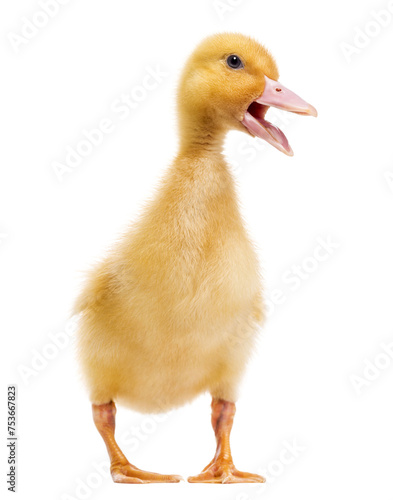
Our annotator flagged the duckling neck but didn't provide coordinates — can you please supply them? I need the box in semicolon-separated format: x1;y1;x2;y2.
168;128;240;233
178;118;227;156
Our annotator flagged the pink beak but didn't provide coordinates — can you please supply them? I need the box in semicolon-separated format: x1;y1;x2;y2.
242;75;317;156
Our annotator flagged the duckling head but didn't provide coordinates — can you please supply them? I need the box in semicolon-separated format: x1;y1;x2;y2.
177;32;317;155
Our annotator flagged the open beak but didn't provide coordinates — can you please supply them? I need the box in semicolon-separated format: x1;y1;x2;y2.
242;75;317;156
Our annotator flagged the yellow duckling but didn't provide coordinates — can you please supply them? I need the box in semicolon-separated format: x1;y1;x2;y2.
75;32;317;484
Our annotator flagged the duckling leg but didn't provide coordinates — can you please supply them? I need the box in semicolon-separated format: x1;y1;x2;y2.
188;398;265;483
92;401;182;483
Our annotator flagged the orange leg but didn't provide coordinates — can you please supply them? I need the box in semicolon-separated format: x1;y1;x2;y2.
188;398;265;483
92;401;182;483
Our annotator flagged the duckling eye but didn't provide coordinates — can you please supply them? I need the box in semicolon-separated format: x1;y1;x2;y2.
226;54;243;69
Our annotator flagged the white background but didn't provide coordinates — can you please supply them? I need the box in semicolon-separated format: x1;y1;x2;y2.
2;0;393;499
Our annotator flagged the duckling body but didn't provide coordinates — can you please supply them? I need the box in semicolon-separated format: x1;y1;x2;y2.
77;150;262;413
76;33;316;484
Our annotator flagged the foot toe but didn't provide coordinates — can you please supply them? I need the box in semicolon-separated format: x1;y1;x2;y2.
232;470;265;483
112;469;144;484
188;464;265;484
188;471;216;483
111;464;183;483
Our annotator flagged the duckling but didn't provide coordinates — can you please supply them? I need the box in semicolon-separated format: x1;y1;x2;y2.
75;32;317;484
